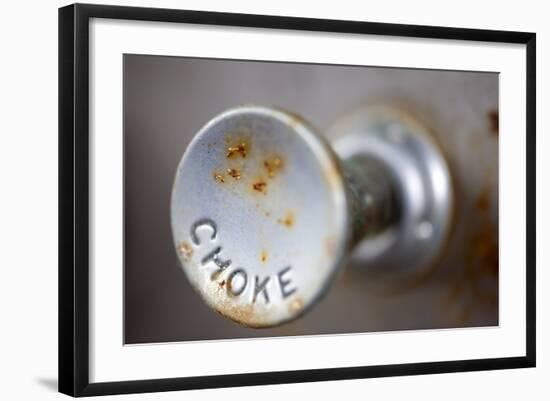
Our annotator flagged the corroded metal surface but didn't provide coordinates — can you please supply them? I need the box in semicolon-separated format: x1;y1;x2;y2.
171;106;350;327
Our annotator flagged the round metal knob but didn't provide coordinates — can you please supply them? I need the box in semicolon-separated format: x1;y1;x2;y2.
171;105;453;327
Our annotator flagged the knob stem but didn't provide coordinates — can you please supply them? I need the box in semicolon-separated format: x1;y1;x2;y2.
342;155;399;246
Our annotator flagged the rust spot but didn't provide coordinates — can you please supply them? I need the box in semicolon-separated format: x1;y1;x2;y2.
260;249;268;263
476;187;491;212
227;168;241;180
324;161;342;192
466;221;499;278
263;156;283;178
210;270;223;281
224;132;251;160
264;211;271;217
213;172;225;183
226;278;233;293
177;241;193;260
278;210;295;228
218;280;226;288
252;180;267;193
289;297;303;314
225;137;249;159
286;111;307;129
443;184;498;324
229;303;255;322
488;110;499;137
217;302;260;327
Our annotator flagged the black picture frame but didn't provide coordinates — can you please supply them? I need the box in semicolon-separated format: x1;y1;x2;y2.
59;3;536;397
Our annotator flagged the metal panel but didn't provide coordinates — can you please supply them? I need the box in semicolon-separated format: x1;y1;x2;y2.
124;55;498;343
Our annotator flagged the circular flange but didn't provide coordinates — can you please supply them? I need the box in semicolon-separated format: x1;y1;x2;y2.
330;106;454;280
171;106;351;327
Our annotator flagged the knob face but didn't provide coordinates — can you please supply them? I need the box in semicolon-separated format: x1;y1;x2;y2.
171;106;350;327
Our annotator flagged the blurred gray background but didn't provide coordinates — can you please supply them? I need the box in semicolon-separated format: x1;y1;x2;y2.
124;55;498;344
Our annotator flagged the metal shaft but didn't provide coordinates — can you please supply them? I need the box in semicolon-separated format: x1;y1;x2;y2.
341;155;399;246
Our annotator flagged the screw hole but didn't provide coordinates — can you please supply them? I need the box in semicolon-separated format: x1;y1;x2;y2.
416;221;433;240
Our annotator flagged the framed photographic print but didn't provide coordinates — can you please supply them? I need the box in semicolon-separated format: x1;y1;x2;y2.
58;3;536;397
